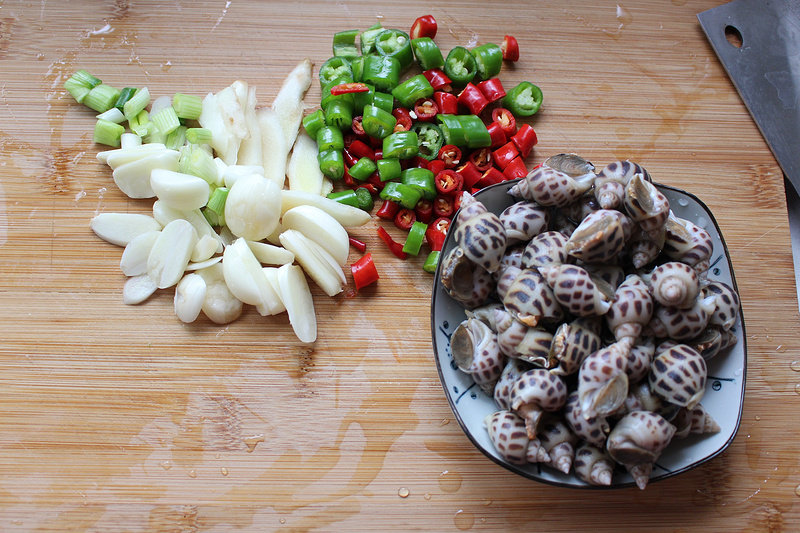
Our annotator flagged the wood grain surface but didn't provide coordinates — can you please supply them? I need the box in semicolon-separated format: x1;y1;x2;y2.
1;0;798;531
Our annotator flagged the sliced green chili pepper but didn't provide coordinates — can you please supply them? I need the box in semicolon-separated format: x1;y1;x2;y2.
423;250;441;273
400;167;436;200
350;56;365;82
411;122;444;161
324;99;354;130
327;189;360;207
391;74;433;108
302;109;326;139
374;29;414;70
362;54;402;92
320;77;355;109
444;46;477;85
362;104;397;139
349;157;378;181
382;131;419;159
402;221;429;256
411;37;444;70
319;57;353;87
502;81;543;117
333;29;360;59
379;181;423;209
316;125;344;151
371;91;394;114
318;149;345;180
360;23;384;54
376;158;402;182
351;83;375;113
470;43;503;80
436;114;491;148
354;187;375;211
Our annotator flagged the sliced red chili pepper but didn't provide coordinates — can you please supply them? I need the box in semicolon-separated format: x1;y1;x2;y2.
425;216;451;252
377;226;408;259
438;144;462;168
343;132;357;149
435;169;463;195
433;91;458;115
502;156;528;180
410;15;437;40
367;171;385;192
331;82;370;95
423;68;452;92
475;166;505;188
477;78;506;103
433;194;456;218
492;141;520;171
349;139;376;161
343;147;359;168
392;107;413;132
486;121;507;148
510;123;538;158
427;158;446;176
343;167;356;187
468;147;493;172
394;207;416;230
456;160;482;189
351;115;367;137
358;182;378;196
351;252;380;290
376;198;400;220
501;35;520;62
413;97;438;121
491;107;517;136
349;237;367;253
368;135;383;149
415;198;433;223
457;83;489;115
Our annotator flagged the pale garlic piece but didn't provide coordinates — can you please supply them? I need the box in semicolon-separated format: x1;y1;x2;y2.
174;273;207;323
91;212;162;247
197;262;243;325
146;219;198;289
120;230;160;277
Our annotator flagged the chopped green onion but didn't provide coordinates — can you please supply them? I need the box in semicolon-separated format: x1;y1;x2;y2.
179;143;219;185
120;132;142;149
84;84;121;113
71;70;102;89
165;125;187;150
143;124;166;145
206;186;229;214
114;87;138;112
96;107;125;124
128;109;151;137
123;87;150;119
202;207;224;227
151;106;181;135
93;118;125;147
172;93;203;120
186;127;212;145
63;78;91;103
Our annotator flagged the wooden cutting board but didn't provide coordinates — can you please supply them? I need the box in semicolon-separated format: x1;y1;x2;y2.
1;0;798;530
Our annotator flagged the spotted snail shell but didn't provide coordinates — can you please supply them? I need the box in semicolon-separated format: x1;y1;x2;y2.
606;410;676;490
703;280;740;330
496;245;526;276
672;404;720;439
465;302;504;331
605;274;654;342
594;160;652;210
509;154;596;207
564;390;609;448
647;293;716;341
493;308;553;367
500;201;550;244
484;410;532;465
450;318;505;393
688;325;738;362
649;343;707;409
577;337;633;419
643;261;700;309
549;317;603;376
510;368;568;439
439;246;493;310
538;415;579;474
619;379;681;422
493;358;531;411
522;230;571;269
502;267;564;327
625;338;656;384
565;209;632;264
627;224;664;269
623;173;670;236
454;192;508;273
575;442;615;486
539;264;614;317
663;213;713;271
583;263;627;291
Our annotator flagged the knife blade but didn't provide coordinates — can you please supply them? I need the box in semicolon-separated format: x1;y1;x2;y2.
698;0;800;309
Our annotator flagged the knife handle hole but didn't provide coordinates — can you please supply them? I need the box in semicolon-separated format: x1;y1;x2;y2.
725;25;743;48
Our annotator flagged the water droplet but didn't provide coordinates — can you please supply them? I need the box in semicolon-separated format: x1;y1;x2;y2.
795;485;800;496
244;433;265;452
794;383;800;395
482;499;492;506
188;469;197;478
439;470;463;493
754;415;761;421
160;460;172;470
220;467;229;477
454;509;475;530
424;493;432;501
616;4;633;25
775;345;786;353
439;418;450;426
397;487;410;498
279;518;286;524
160;60;172;71
790;360;800;372
677;198;689;207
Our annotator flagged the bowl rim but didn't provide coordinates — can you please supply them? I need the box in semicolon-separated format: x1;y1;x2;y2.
429;178;747;489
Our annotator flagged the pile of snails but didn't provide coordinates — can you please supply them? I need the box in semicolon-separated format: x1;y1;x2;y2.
440;154;740;489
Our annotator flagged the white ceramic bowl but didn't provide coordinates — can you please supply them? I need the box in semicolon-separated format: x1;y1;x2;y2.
430;179;746;489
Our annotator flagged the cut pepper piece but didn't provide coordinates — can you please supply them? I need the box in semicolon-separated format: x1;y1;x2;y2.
402;221;429;256
351;252;380;290
502;81;543;117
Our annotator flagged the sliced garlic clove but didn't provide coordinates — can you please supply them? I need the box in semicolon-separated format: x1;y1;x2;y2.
259;267;287;315
112;150;180;199
276;263;317;343
222;237;283;314
246;240;294;265
236;84;263;167
150;169;211;211
272;58;313;151
123;274;158;305
197;262;243;324
174;273;207;323
222;165;265;189
279;229;344;297
192;234;220;263
286;130;323;194
98;143;167;167
152;201;224;252
119;132;141;150
120;230;160;276
224;173;281;241
91;213;162;247
280;190;371;228
281;204;349;266
256;107;288;188
147;219;198;289
186;256;223;271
